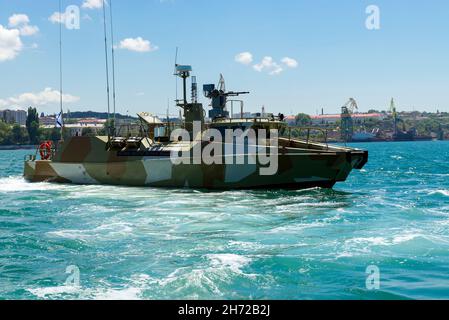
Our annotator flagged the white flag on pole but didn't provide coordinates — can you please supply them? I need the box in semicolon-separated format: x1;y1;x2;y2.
56;112;64;128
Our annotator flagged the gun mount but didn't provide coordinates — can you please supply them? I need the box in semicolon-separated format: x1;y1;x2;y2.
203;74;249;120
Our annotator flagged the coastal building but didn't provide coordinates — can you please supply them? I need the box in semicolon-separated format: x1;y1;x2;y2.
65;123;104;137
285;115;299;126
0;109;27;126
69;118;107;136
77;118;107;126
41;118;107;137
310;113;386;125
230;112;275;119
39;116;56;126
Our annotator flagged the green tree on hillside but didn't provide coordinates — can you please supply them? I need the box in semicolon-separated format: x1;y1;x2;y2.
0;121;12;145
295;113;311;126
26;107;40;144
98;118;115;136
50;127;61;142
11;124;29;145
81;127;95;137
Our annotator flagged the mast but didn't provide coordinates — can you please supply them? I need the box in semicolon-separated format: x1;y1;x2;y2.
174;47;178;104
102;0;111;138
58;0;64;141
109;0;117;135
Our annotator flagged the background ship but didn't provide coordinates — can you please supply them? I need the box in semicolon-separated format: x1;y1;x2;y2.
341;98;433;142
352;130;379;142
390;99;433;141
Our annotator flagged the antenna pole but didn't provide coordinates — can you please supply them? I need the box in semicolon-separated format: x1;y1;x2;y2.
102;0;111;138
109;0;117;136
59;0;64;142
174;47;178;104
167;98;171;137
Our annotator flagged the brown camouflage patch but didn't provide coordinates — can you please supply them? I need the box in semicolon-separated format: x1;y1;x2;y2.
60;137;92;163
24;161;70;183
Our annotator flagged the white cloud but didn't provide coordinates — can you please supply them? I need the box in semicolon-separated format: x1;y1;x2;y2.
50;9;91;26
238;54;298;75
48;12;71;24
0;25;23;62
281;57;298;68
49;12;66;24
253;56;283;75
18;24;39;36
7;14;39;37
82;0;104;10
235;52;253;65
118;37;158;52
0;88;80;109
8;14;30;27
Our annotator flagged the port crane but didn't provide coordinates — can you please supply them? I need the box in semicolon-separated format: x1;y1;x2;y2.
343;98;359;114
340;98;359;142
390;98;399;134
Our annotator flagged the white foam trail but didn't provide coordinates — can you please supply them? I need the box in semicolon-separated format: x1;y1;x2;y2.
207;254;252;274
428;190;449;197
47;222;135;241
27;274;152;300
27;285;144;300
27;285;81;299
0;176;63;192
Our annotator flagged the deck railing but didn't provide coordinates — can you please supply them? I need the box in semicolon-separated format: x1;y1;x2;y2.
284;127;329;149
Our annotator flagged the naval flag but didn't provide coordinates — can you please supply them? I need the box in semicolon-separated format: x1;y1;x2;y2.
56;112;64;128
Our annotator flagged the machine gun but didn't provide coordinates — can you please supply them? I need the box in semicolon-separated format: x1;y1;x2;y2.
204;74;249;120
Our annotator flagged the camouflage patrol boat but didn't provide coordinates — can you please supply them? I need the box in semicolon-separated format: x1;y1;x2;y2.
24;65;368;190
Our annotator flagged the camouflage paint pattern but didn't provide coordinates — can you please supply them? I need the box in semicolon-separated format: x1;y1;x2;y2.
24;136;368;190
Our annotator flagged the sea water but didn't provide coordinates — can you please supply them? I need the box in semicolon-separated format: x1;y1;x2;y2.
0;141;449;300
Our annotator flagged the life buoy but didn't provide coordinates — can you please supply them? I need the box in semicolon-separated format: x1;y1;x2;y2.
39;141;52;160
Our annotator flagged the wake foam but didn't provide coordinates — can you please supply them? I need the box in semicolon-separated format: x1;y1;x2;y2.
0;176;62;192
428;190;449;197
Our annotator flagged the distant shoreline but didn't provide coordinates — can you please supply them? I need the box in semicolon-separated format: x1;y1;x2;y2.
0;139;445;151
0;145;37;151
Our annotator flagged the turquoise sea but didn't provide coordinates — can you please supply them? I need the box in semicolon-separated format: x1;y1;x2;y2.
1;141;449;300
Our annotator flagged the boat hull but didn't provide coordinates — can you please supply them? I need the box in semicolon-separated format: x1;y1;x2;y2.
24;153;367;190
24;136;367;190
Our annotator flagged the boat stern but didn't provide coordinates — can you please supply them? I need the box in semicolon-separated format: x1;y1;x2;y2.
349;149;369;170
333;148;368;183
23;159;68;183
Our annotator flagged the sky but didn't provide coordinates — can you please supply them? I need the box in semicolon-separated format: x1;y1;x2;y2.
0;0;448;117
